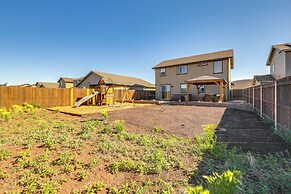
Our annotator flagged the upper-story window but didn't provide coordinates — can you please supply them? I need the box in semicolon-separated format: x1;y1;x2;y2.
213;61;223;74
160;68;166;77
197;62;208;67
271;63;275;72
177;65;188;74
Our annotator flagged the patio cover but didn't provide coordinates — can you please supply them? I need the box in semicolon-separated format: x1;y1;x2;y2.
185;75;227;102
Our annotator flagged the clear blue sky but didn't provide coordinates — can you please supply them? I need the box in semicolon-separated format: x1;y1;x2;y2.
0;0;291;85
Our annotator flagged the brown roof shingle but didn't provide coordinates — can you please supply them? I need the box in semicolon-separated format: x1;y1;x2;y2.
78;71;155;88
153;49;234;69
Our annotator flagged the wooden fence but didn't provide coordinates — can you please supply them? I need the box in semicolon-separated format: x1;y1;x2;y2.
0;86;155;108
244;76;291;130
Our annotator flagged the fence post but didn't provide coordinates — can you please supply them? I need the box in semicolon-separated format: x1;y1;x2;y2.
70;88;74;106
260;85;263;117
252;87;255;110
274;81;277;130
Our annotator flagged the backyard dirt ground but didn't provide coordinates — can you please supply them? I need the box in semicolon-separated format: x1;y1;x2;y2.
105;105;226;137
89;104;290;154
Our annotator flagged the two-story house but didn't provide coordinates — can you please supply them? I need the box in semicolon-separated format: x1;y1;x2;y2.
153;49;234;101
266;43;291;79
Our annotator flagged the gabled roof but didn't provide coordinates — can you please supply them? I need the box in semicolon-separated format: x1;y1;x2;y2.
153;49;234;69
36;82;59;88
58;77;74;83
266;43;291;66
77;71;155;88
253;74;275;83
58;76;84;83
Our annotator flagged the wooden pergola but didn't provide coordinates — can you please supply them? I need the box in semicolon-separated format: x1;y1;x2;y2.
186;75;227;103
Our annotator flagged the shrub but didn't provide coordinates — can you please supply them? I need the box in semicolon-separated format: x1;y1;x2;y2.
203;170;242;194
0;148;10;161
101;110;108;120
187;185;209;194
152;125;163;133
0;109;11;121
114;120;125;133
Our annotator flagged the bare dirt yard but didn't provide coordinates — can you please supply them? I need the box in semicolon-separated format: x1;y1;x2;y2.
106;105;226;137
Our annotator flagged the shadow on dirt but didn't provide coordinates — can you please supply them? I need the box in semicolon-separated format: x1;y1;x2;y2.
215;107;290;154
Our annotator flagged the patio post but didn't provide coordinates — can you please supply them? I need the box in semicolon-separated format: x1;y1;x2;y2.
219;81;223;103
186;83;190;102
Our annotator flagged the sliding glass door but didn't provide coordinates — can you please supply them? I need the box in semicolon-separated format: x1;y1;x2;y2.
160;85;171;100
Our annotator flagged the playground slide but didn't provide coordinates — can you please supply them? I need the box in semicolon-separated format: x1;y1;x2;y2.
73;91;99;108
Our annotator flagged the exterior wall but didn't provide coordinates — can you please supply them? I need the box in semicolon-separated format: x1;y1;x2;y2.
77;73;102;88
59;80;74;88
285;51;291;77
155;58;231;100
270;49;286;79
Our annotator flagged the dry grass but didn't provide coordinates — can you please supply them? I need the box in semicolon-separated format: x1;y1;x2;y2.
48;103;151;115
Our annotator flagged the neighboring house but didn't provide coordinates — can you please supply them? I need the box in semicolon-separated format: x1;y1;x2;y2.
0;82;7;86
266;42;291;80
153;49;234;101
58;77;84;88
35;82;59;88
77;71;155;91
252;74;275;86
231;79;253;89
58;77;74;88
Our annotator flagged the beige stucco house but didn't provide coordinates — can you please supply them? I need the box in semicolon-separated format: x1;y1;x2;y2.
153;49;234;101
266;43;291;80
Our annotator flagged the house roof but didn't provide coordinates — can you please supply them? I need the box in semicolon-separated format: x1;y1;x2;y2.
36;82;59;88
153;49;234;69
266;43;291;66
253;74;275;83
78;71;155;88
231;79;253;89
58;76;84;83
58;77;74;83
186;75;227;84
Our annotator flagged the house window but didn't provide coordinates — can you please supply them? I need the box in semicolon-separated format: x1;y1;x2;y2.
197;62;208;67
59;82;64;88
271;63;275;72
214;61;223;74
160;68;166;77
198;85;205;93
160;85;171;100
180;83;187;93
177;65;188;74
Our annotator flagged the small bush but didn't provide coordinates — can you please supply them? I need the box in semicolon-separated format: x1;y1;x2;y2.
101;110;108;120
187;185;209;194
114;120;125;133
0;148;10;161
203;170;242;194
152;125;163;133
0;110;11;121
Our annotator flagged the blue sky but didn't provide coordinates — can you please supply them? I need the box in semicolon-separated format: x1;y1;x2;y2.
0;0;290;85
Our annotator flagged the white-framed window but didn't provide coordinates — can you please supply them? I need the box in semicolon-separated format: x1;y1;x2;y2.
180;83;187;93
160;68;166;77
177;65;188;74
214;61;223;74
197;62;208;67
